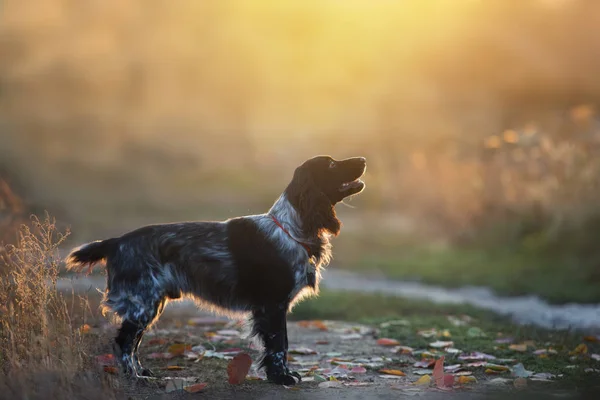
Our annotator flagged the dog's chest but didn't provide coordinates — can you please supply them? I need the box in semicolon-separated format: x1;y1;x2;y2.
290;257;316;299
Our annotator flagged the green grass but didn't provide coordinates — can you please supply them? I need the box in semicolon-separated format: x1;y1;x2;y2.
291;290;600;390
334;233;600;304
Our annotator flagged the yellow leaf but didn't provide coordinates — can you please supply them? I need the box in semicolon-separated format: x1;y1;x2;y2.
457;376;477;384
168;343;191;356
509;344;528;352
166;365;184;370
570;344;588;355
379;369;406;376
441;329;452;338
415;375;432;386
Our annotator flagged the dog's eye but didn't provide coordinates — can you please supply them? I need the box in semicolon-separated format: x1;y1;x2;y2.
329;161;336;169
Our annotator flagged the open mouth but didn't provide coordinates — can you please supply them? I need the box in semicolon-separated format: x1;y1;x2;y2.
339;179;364;192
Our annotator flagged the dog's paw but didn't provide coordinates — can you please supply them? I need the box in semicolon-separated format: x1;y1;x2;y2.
267;371;300;386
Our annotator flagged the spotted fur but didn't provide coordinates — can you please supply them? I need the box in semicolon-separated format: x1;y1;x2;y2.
66;155;366;384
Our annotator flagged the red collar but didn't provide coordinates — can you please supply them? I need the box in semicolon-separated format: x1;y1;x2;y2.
270;215;313;258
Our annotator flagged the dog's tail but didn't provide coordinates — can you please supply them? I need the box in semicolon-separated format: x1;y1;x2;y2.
66;238;118;274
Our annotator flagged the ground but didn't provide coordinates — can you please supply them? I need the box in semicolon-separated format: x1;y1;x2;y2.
81;290;600;400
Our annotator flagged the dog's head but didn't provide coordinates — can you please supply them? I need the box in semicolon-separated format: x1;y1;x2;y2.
285;156;366;237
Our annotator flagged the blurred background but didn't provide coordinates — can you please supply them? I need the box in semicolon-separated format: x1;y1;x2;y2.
2;0;600;304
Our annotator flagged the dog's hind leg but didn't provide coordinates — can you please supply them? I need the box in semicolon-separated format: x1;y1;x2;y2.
132;298;167;377
111;294;164;378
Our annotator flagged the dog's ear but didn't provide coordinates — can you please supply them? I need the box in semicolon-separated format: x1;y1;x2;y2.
286;167;341;237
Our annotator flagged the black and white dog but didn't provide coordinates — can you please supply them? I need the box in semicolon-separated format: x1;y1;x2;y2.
67;155;366;385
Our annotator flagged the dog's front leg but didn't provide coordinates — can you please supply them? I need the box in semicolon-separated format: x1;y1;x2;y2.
252;304;301;385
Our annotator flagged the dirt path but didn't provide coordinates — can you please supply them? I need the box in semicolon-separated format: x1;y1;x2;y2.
94;305;574;400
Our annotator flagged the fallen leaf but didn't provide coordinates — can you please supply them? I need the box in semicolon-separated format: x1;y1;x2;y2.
457;376;477;384
168;343;192;356
531;372;555;381
514;378;527;389
103;366;118;374
379;369;405;376
446;348;461;354
313;321;328;331
413;369;434;375
340;333;362;340
314;374;327;382
414;375;432;386
183;383;208;393
147;338;168;346
455;371;473;376
227;353;252;384
570;344;588;355
417;329;438;338
487;378;511;385
316;340;330;345
393;346;414;355
465;361;488;368
166;365;185;371
430;341;453;349
79;324;92;334
444;364;463;373
377;338;400;346
459;352;496;361
591;354;600;361
485;364;510;372
584;335;600;343
350;367;367;374
509;344;528;352
433;356;454;389
380;374;404;379
96;354;115;367
289;346;317;355
414;359;435;368
512;363;534;378
441;329;452;338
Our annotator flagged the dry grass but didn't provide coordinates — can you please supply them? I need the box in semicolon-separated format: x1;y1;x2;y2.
0;214;119;399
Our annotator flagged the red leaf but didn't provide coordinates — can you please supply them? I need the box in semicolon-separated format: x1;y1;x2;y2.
377;338;400;346
183;383;208;393
96;354;115;367
103;366;118;374
227;352;253;384
433;356;454;389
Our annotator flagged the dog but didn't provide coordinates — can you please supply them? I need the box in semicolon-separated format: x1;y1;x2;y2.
66;155;366;385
